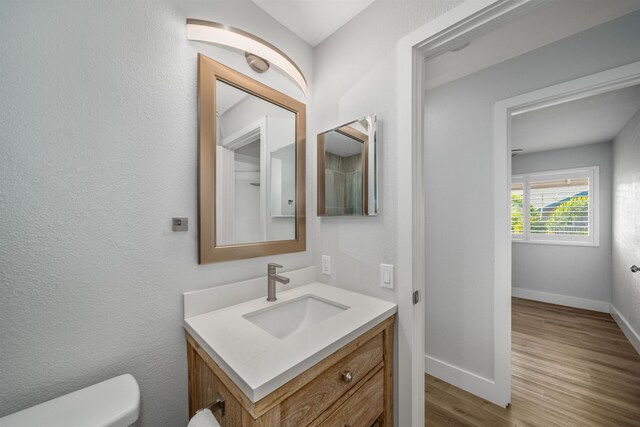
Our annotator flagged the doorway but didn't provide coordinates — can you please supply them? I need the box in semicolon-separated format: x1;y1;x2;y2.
399;1;640;424
501;67;640;425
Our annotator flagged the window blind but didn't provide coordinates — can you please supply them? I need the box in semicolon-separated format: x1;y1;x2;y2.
529;177;589;236
511;167;597;246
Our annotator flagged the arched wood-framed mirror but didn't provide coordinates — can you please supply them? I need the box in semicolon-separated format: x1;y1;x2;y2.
198;53;306;263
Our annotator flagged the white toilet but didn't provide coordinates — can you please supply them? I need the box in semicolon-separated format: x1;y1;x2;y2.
0;374;140;427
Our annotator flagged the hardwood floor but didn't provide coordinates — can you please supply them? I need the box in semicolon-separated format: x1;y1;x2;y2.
425;297;640;426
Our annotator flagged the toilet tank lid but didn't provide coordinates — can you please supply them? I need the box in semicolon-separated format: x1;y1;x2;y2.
0;374;140;427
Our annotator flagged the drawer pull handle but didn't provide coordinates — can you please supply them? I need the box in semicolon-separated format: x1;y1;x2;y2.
341;371;353;383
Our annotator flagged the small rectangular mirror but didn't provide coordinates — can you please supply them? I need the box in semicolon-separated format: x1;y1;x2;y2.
317;115;377;216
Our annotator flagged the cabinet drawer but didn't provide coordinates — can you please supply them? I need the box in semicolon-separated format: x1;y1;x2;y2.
280;333;383;427
320;368;384;427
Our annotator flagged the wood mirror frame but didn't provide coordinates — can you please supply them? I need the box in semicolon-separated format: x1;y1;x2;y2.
198;53;306;263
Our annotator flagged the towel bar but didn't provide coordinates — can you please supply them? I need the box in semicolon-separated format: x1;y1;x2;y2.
198;392;225;417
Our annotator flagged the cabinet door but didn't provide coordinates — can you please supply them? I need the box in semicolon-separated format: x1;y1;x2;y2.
280;334;383;426
319;369;384;427
189;347;247;426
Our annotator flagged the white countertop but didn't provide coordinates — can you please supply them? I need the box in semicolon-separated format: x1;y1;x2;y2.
184;282;397;403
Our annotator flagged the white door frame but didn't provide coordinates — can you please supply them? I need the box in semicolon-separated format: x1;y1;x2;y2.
399;2;640;423
493;57;640;358
397;1;545;424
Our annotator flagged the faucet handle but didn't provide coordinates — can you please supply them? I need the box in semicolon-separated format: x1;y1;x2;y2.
268;263;283;270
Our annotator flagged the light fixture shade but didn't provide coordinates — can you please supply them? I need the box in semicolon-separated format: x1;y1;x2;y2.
186;19;308;96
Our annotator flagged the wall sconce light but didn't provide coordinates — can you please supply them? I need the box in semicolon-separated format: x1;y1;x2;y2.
186;19;308;96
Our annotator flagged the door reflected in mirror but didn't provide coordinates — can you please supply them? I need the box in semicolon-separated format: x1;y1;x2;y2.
317;115;377;216
270;144;296;218
215;81;296;245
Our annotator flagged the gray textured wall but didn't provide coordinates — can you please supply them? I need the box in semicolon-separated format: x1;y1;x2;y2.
0;1;313;425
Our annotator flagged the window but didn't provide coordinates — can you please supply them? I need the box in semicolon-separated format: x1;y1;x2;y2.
511;167;599;246
511;177;524;240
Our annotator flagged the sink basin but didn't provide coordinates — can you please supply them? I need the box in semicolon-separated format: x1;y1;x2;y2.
243;295;349;339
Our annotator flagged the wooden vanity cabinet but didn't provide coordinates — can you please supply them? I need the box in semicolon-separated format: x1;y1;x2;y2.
186;315;395;427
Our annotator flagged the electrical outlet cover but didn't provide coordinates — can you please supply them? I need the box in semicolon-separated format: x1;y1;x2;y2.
321;255;331;275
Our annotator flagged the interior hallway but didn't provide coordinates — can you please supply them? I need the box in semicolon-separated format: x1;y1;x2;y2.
425;297;640;426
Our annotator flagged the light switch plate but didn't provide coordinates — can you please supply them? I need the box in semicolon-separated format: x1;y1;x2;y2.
321;255;332;275
380;264;395;289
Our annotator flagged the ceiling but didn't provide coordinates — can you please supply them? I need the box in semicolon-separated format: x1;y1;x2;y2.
511;84;640;154
236;140;261;159
250;0;375;46
324;131;362;157
216;81;248;116
424;0;640;90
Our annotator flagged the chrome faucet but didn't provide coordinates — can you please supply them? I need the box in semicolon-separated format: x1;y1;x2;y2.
267;263;290;301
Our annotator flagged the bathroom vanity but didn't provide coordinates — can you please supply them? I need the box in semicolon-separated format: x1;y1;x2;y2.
184;280;396;426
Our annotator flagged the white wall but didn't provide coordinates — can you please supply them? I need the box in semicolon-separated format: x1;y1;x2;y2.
423;10;640;383
612;108;640;350
311;0;464;422
265;117;296;240
0;1;313;425
313;0;463;300
512;142;613;309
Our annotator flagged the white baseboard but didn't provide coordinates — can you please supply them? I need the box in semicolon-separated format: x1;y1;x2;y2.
512;287;610;313
425;355;503;406
610;304;640;356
